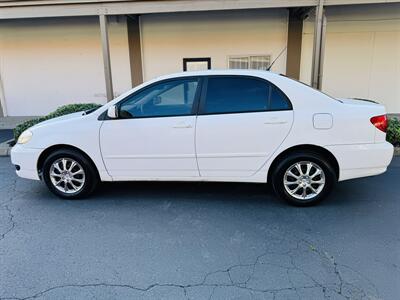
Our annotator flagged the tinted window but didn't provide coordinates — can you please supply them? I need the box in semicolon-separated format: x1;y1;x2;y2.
269;86;291;110
119;78;199;118
203;77;269;114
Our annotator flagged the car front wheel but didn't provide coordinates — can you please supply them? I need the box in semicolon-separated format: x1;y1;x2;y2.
42;149;98;199
271;152;337;206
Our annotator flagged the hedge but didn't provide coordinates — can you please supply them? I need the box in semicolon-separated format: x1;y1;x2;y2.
14;103;102;141
387;117;400;147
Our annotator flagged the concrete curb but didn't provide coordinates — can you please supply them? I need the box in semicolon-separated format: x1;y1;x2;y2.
0;139;13;157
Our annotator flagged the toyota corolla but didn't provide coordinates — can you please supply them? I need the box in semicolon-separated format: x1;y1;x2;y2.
11;70;394;206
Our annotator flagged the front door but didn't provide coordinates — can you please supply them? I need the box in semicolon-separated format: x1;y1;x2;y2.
100;77;201;180
195;76;294;178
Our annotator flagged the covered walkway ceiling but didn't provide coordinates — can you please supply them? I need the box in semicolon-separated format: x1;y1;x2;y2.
1;0;400;19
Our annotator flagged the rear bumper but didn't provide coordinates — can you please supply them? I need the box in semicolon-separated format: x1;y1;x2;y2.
325;142;394;181
10;144;43;180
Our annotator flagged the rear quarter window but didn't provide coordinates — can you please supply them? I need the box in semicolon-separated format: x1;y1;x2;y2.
269;85;291;111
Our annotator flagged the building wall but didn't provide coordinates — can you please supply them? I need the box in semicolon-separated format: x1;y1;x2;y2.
300;3;400;113
0;16;131;116
140;9;289;81
0;5;399;116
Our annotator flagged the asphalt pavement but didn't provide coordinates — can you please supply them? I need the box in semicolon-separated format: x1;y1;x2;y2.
0;157;399;299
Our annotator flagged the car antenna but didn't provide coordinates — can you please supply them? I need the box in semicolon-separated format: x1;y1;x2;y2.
266;46;287;71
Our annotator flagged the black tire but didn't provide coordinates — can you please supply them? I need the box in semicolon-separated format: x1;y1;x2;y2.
42;149;99;199
271;152;337;206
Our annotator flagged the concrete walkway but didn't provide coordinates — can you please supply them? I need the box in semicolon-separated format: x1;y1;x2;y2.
0;116;37;130
0;129;13;143
0;117;37;156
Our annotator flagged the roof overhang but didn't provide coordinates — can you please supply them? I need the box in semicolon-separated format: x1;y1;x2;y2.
0;0;399;19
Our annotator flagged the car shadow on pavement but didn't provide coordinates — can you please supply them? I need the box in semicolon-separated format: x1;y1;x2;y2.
87;164;399;208
95;180;280;205
19;158;400;210
91;180;344;209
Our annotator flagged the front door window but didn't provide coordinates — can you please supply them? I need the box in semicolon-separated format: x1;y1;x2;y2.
119;78;199;118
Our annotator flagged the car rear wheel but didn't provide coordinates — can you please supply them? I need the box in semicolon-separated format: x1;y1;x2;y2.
271;152;337;206
42;149;98;199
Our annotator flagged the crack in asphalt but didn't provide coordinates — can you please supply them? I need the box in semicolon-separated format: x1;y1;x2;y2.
0;204;15;242
0;178;17;242
0;239;379;300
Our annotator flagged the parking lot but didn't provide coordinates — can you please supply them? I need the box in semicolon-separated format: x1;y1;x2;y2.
0;156;399;299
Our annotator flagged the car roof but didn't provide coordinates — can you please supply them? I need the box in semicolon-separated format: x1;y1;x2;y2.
155;69;282;81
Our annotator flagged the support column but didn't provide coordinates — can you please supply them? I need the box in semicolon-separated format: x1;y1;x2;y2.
0;101;4;118
311;0;326;90
127;15;143;87
99;14;114;101
0;74;6;117
286;9;304;80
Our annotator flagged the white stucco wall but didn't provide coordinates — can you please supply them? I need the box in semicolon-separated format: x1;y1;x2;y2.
0;16;131;116
300;3;400;113
1;5;398;116
140;9;289;81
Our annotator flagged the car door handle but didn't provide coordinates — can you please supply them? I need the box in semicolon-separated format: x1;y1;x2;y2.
173;123;193;129
264;118;288;124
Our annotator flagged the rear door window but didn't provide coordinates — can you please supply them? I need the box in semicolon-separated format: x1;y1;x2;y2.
202;76;291;114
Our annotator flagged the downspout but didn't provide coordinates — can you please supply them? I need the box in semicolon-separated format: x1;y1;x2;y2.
311;0;326;90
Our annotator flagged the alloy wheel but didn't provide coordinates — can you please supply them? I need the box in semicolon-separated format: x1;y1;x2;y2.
49;158;86;194
283;161;326;201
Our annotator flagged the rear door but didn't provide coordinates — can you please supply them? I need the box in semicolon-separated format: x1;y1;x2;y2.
195;75;293;178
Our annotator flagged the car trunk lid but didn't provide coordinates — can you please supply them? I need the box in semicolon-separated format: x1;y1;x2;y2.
337;98;388;143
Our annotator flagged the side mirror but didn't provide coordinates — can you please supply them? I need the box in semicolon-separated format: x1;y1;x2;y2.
107;105;118;119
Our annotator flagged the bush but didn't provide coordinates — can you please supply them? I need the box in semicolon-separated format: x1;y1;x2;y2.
387;117;400;147
14;103;102;141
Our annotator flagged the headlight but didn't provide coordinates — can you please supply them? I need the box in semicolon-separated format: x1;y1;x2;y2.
17;130;33;144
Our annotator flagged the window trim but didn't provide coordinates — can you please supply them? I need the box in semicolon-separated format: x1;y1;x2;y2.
198;75;292;116
109;76;204;120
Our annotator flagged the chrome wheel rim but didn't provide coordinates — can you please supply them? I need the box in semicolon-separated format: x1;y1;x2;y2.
49;158;85;194
283;161;325;201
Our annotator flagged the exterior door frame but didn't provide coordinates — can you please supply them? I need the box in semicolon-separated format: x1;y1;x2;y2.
183;57;211;72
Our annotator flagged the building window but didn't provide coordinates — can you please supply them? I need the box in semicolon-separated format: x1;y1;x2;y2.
228;55;271;70
183;58;211;72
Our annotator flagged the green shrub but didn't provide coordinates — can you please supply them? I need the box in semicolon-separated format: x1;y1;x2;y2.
14;103;102;141
387;117;400;147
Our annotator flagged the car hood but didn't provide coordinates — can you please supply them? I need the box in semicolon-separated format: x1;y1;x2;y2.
32;111;86;129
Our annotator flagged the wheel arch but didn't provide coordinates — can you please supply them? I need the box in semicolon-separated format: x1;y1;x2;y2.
37;144;100;179
267;144;340;183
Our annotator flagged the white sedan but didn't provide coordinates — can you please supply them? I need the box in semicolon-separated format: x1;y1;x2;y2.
11;70;394;206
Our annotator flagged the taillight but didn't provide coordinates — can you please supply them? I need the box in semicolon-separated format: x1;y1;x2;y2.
370;115;388;133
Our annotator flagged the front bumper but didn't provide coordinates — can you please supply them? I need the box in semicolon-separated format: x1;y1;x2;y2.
325;142;394;181
10;144;43;180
